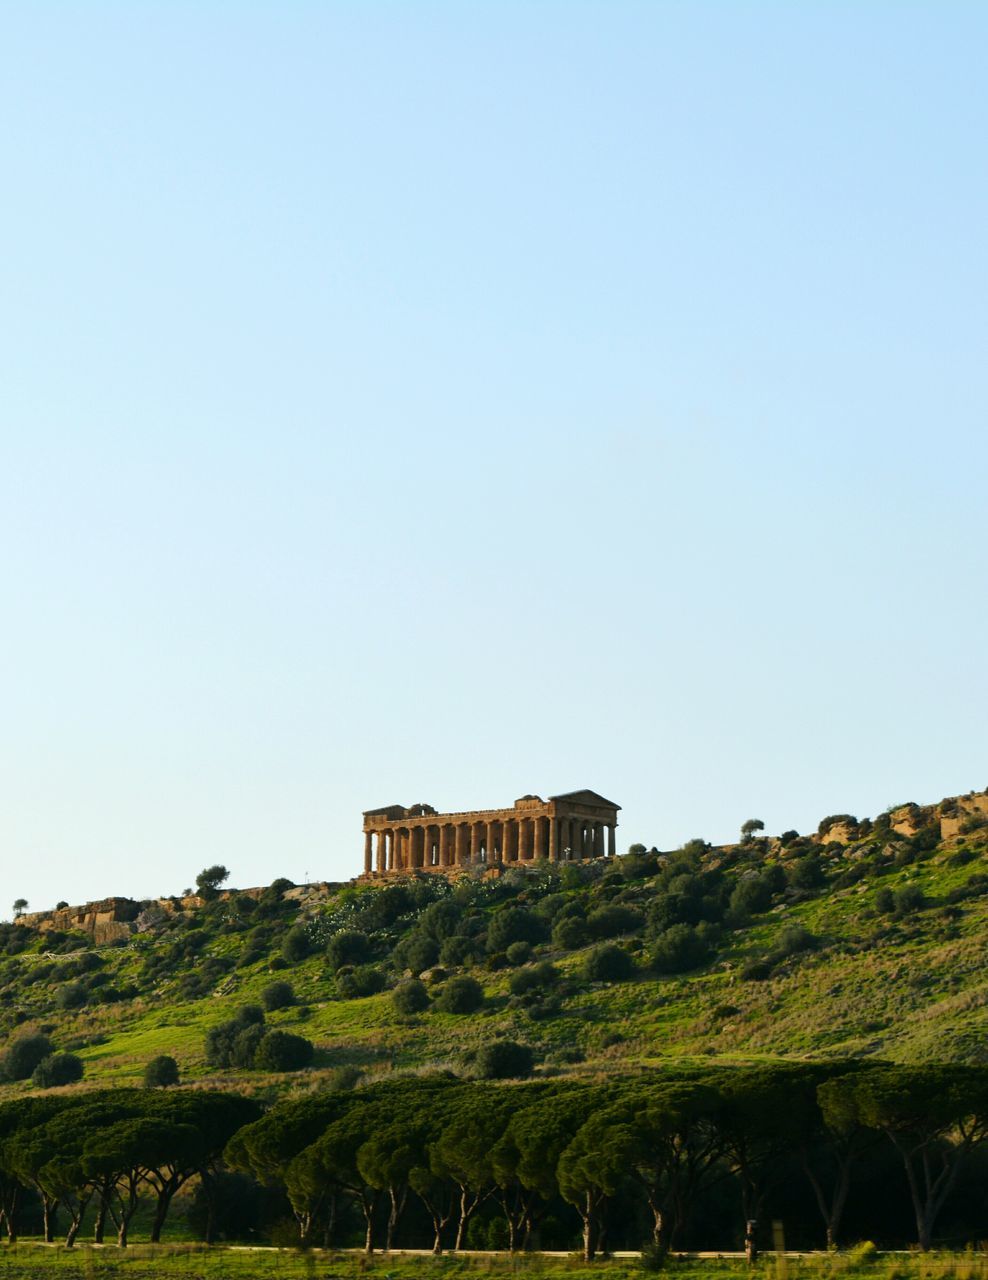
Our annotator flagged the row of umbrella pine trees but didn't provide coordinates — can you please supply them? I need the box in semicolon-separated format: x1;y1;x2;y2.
3;1063;988;1257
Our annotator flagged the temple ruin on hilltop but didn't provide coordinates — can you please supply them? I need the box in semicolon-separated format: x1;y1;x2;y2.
361;790;620;878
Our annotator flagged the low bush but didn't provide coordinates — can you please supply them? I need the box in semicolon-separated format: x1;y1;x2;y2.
145;1054;180;1087
651;924;711;974
434;975;484;1014
338;965;387;999
509;961;560;997
32;1051;84;1087
474;1040;534;1079
585;943;635;982
392;979;429;1015
281;926;314;964
325;930;371;972
261;980;295;1011
552;917;589;950
253;1029;314;1072
0;1032;53;1081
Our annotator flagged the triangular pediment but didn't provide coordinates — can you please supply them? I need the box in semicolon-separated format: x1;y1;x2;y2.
549;789;621;810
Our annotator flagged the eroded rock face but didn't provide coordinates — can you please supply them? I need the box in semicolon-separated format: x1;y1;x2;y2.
20;897;140;937
93;919;135;945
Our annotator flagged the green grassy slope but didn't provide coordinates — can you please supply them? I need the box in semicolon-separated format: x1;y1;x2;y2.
3;791;988;1098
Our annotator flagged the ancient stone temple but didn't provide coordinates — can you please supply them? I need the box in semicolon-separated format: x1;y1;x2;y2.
361;790;620;878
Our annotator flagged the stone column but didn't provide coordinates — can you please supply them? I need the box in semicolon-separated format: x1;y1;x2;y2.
439;824;451;867
485;821;494;862
594;823;604;858
503;820;515;862
534;816;546;860
607;825;615;857
364;831;373;875
470;823;479;862
548;817;558;861
455;823;467;866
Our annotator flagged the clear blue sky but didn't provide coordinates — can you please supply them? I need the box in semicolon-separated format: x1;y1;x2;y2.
2;4;986;914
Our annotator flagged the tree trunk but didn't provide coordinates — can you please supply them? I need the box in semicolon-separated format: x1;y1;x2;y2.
149;1190;171;1244
118;1218;128;1248
324;1193;337;1248
3;1188;19;1243
385;1187;400;1252
454;1188;469;1251
42;1195;58;1244
93;1196;107;1244
582;1213;594;1263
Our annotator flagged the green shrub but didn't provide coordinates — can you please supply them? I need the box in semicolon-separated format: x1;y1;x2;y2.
910;824;941;853
394;933;440;973
55;981;87;1010
230;1023;265;1069
487;907;546;953
552;916;589;950
254;1029;314;1072
261;980;295;1011
474;1040;534;1079
505;941;532;966
509;961;560;996
144;1054;180;1087
651;924;711;974
774;924;817;958
439;935;479;967
875;887;895;914
205;1005;266;1068
434;975;484;1014
32;1052;83;1087
785;856;826;891
281;926;314;964
325;930;371;971
337;965;387;999
0;1032;53;1081
585;943;635;982
586;903;644;939
893;884;927;916
391;979;429;1015
417;899;463;942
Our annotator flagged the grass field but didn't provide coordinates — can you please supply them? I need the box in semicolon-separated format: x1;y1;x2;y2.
4;1246;988;1280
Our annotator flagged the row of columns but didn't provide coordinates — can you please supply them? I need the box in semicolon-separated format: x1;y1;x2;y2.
364;817;616;876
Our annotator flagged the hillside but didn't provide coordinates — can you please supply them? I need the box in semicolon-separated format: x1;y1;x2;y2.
3;787;988;1097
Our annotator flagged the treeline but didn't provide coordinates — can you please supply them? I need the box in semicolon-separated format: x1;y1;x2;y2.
0;1089;258;1246
4;1063;985;1256
224;1063;988;1259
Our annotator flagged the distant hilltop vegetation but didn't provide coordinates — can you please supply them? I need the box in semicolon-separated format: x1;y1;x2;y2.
3;782;988;1100
15;786;988;939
